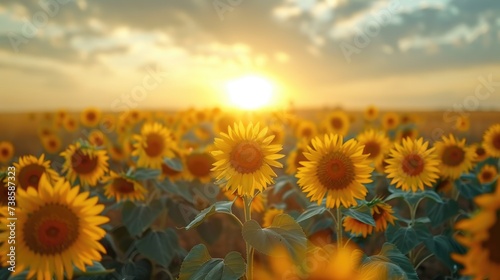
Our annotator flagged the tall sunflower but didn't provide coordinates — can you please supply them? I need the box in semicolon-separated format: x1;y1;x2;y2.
211;122;284;196
477;164;498;185
80;107;102;127
184;150;215;183
325;111;350;136
60;142;109;187
434;134;476;180
62;115;79;132
382;112;400;131
132;122;176;169
0;141;14;163
455;116;470;132
12;154;59;190
0;175;109;280
41;134;62;154
483;124;500;158
343;216;374;237
103;171;147;202
296;134;373;208
357;129;391;167
453;181;500;279
385;138;440;192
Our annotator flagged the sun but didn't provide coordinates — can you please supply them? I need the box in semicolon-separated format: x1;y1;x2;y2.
226;75;274;110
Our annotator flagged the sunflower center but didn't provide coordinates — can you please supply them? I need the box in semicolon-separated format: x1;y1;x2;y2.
1;148;9;157
230;141;264;174
23;203;79;255
18;164;45;189
48;140;57;148
482;211;500;264
187;154;214;178
86;112;96;121
144;133;165;157
481;171;493;183
493;133;500;150
401;154;425;176
113;178;135;193
302;128;313;138
441;146;465;167
363;141;380;159
330;118;343;130
387;118;395;126
71;150;98;174
476;147;486;157
294;149;307;169
317;152;355;190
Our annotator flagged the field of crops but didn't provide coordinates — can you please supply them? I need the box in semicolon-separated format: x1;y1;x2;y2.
0;107;499;280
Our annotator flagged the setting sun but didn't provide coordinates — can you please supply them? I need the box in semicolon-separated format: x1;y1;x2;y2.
226;75;275;110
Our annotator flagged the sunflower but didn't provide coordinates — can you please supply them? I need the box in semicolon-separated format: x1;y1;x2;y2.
100;114;117;133
435;178;454;194
343;216;374;237
12;154;59;190
108;143;129;162
262;208;284;228
295;120;317;140
0;175;109;280
0;141;14;163
477;164;498;185
184;151;215;183
38;126;55;138
456;116;470;132
62;115;79;132
285;144;309;175
325;111;350;136
159;160;184;181
382;112;400;131
483;124;500;158
80;107;102;127
103;171;147;202
88;130;107;147
214;113;238;134
357;129;391;167
472;144;489;162
224;190;265;213
395;127;419;142
371;200;396;232
60;142;109;187
41;134;62;154
132;122;176;169
267;124;286;145
211;122;284;196
364;105;379;122
385;137;440;192
453;181;500;279
296;134;373;209
434;134;476;180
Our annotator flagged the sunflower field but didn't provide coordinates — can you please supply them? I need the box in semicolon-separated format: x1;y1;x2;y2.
0;107;499;280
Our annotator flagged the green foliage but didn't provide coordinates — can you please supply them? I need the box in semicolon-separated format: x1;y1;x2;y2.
385;224;431;254
184;200;235;230
426;198;459;227
178;244;246;280
295;203;327;223
343;204;376;226
136;229;181;268
386;185;443;205
424;235;466;271
130;168;161;181
122;200;163;236
362;243;418;280
164;157;183;172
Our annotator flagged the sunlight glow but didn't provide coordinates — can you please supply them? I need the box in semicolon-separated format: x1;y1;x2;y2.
226;75;275;110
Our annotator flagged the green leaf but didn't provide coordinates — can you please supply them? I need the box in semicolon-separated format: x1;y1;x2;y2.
427;199;459;226
118;259;152;280
109;226;135;255
131;168;161;181
386;186;443;205
178;244;246;280
273;175;296;194
122;200;163;236
184;200;234;230
362;243;418;280
424;235;466;270
295;204;327;223
455;176;484;199
136;229;180;268
242;214;307;262
414;217;431;225
164;158;183;172
343;204;376;226
385;225;420;254
196;217;223;245
155;179;194;203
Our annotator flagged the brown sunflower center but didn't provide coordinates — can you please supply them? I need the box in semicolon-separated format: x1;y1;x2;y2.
187;153;214;178
401;130;415;140
86;111;96;121
330;117;343;130
476;147;486;157
441;146;465;167
363;141;381;159
48;140;57;148
482;211;500;265
493;133;500;150
1;148;9;157
113;178;135;193
18;164;45;189
402;153;425;176
91;135;104;147
230;141;264;174
302;128;313;138
481;171;493;183
23;203;79;255
144;133;165;157
317;151;355;190
71;150;99;174
294;148;308;169
387;118;395;126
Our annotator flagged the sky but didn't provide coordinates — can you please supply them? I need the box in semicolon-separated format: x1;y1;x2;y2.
0;0;499;112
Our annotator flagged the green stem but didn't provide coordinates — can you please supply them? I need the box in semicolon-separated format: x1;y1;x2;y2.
415;254;434;270
336;207;343;248
243;196;254;280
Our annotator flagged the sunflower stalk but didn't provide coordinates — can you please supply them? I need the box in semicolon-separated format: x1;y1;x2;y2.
243;195;254;280
336;207;343;248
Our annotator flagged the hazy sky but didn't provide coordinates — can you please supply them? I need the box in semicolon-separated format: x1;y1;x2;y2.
0;0;499;112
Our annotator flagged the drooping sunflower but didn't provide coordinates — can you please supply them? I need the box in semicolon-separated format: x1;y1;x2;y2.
364;105;379;122
80;107;102;127
60;142;109;187
132;122;176;169
483;124;500;158
159;159;185;181
453;181;500;279
184;151;215;183
211;122;284;196
477;164;498;185
0;141;14;163
262;208;284;228
434;134;476;180
382;112;400;131
385;137;440;192
296;134;373;209
103;171;147;202
357;129;391;167
456;116;470;132
325;111;350;136
343;216;374;238
371;200;397;232
13;154;59;190
41;134;62;154
62;115;79;132
0;175;109;280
